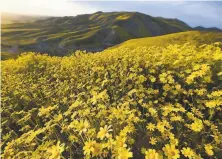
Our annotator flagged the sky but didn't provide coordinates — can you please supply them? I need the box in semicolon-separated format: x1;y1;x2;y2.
1;0;222;29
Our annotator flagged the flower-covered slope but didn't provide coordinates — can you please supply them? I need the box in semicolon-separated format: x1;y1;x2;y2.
1;43;222;158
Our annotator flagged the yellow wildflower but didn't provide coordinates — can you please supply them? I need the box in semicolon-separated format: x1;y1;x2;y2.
146;123;156;131
163;144;180;159
83;140;96;156
38;105;57;117
181;147;195;159
115;136;127;148
170;115;183;122
97;125;112;140
157;123;165;133
148;108;157;116
170;138;179;146
205;100;221;108
47;141;65;159
175;84;181;90
150;76;156;83
77;120;90;134
117;148;133;159
92;143;102;157
194;154;203;159
190;120;203;132
204;144;214;156
149;137;157;145
145;149;160;159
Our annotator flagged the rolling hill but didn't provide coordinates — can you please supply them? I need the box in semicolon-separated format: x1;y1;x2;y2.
108;31;222;50
1;11;221;59
2;11;192;57
194;26;222;32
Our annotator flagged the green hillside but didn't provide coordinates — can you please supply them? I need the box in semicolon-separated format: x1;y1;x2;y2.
108;31;222;50
2;11;192;57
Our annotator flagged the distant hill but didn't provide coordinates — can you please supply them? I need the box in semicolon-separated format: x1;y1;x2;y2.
2;11;192;56
194;26;221;32
1;11;222;59
1;12;49;24
108;31;222;50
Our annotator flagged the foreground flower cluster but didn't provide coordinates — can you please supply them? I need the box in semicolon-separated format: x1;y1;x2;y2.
1;43;222;158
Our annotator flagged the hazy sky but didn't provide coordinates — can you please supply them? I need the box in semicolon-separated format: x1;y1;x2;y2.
1;0;222;29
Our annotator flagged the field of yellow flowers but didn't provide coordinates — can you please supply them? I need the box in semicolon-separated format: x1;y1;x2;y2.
1;43;222;158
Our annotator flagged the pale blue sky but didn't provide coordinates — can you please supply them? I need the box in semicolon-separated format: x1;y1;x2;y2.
1;0;222;29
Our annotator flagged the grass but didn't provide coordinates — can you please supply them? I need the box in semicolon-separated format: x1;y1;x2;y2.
108;31;222;50
1;52;19;60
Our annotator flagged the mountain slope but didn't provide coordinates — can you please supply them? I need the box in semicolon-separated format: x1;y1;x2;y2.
194;26;221;32
108;31;222;50
2;11;192;56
